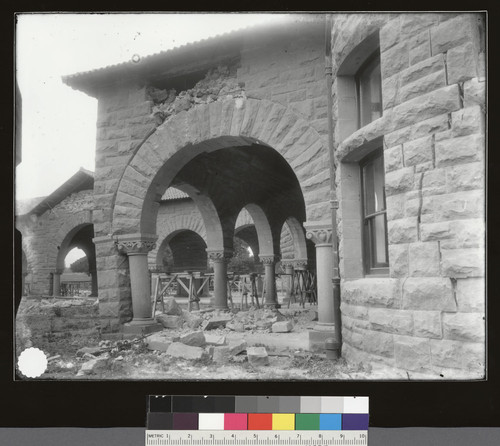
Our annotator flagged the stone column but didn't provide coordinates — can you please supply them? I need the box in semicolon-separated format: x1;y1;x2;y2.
52;269;62;297
207;250;232;310
116;234;162;335
260;255;279;308
281;260;295;302
305;223;336;352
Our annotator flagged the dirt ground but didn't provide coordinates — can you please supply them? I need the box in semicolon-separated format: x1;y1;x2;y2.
15;294;379;381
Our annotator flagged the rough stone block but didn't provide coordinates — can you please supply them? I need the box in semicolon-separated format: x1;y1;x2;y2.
464;78;485;108
247;346;269;366
308;329;338;353
179;331;206;347
400;53;445;86
442;312;485;342
413;311;442;339
340;302;369;321
78;356;110;375
430;339;485;371
157;314;184;329
146;332;174;352
445;162;484;193
403;135;433;166
380;17;401;52
385;167;415;196
441;248;484;278
272;320;293;333
381;41;409;79
384;145;403;172
402;277;456;311
204;334;227;346
202;314;233;330
342;278;402;308
456;278;485;312
212;346;231;364
384;113;449;148
164;297;183;316
421;190;484;223
76;346;107;357
388;218;419;244
451;106;485;138
166;342;205;360
398;70;447;105
391;85;461;131
394;336;431;372
369;308;413;335
421;169;446;196
361;330;394;357
386;194;405;220
408;242;441;276
435;133;484;167
431;15;475;54
389;243;409;277
228;340;247;356
446;42;478;84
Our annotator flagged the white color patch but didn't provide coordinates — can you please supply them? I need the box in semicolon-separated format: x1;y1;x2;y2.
198;413;224;430
343;396;369;413
17;347;48;378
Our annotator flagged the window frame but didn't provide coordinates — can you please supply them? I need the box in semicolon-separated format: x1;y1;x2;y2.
359;148;389;276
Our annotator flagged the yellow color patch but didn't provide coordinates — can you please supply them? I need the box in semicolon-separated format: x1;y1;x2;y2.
272;413;295;430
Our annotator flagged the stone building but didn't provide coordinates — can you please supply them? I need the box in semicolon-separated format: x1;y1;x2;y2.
17;13;486;378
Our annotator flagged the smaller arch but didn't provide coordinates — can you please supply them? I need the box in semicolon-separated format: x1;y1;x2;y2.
283;216;308;260
56;223;95;271
155;228;207;271
239;204;274;258
173;183;225;252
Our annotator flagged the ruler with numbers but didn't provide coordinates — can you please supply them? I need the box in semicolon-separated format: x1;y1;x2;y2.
145;431;368;446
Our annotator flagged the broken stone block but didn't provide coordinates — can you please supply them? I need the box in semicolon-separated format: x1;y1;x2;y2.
146;332;174;352
213;346;231;364
78;355;109;375
166;342;205;360
204;334;227;346
179;331;206;347
202;314;233;330
185;316;203;330
157;314;184;329
272;320;294;333
76;346;106;357
305;310;318;322
164;297;183;316
232;355;247;363
228;340;247;356
247;347;269;366
255;320;273;330
226;321;245;332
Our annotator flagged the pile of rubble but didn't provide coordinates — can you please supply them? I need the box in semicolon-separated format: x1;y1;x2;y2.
148;65;246;124
71;297;319;377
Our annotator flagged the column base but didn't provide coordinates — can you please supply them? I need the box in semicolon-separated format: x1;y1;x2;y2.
308;326;340;356
265;302;281;309
122;319;163;336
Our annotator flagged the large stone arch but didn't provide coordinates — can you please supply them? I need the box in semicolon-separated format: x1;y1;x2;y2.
112;98;330;236
282;216;308;261
242;203;275;258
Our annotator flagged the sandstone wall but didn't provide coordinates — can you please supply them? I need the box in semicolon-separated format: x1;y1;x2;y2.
333;13;485;378
17;190;94;295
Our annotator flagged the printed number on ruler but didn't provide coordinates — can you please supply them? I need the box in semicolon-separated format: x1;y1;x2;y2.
145;431;368;446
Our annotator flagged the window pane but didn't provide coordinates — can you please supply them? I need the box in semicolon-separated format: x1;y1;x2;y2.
373;155;385;213
370;214;388;266
363;162;375;216
358;57;382;127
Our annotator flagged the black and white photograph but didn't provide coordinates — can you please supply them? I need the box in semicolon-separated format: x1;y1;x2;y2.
14;12;486;382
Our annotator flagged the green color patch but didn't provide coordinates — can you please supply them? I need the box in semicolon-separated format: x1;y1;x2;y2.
295;413;320;430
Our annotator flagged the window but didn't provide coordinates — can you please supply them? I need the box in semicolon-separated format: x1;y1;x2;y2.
355;52;382;128
360;149;388;275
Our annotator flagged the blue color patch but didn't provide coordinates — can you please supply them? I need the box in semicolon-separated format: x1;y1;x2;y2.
319;413;342;430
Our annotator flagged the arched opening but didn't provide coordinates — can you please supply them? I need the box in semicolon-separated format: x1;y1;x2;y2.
56;224;98;297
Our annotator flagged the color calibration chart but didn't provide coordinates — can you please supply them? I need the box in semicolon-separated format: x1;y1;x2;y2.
146;395;369;445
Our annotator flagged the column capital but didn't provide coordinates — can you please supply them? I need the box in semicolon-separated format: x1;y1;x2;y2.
293;258;308;270
54;269;64;275
207;249;233;262
115;233;157;255
304;222;333;246
280;259;295;269
259;254;279;265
